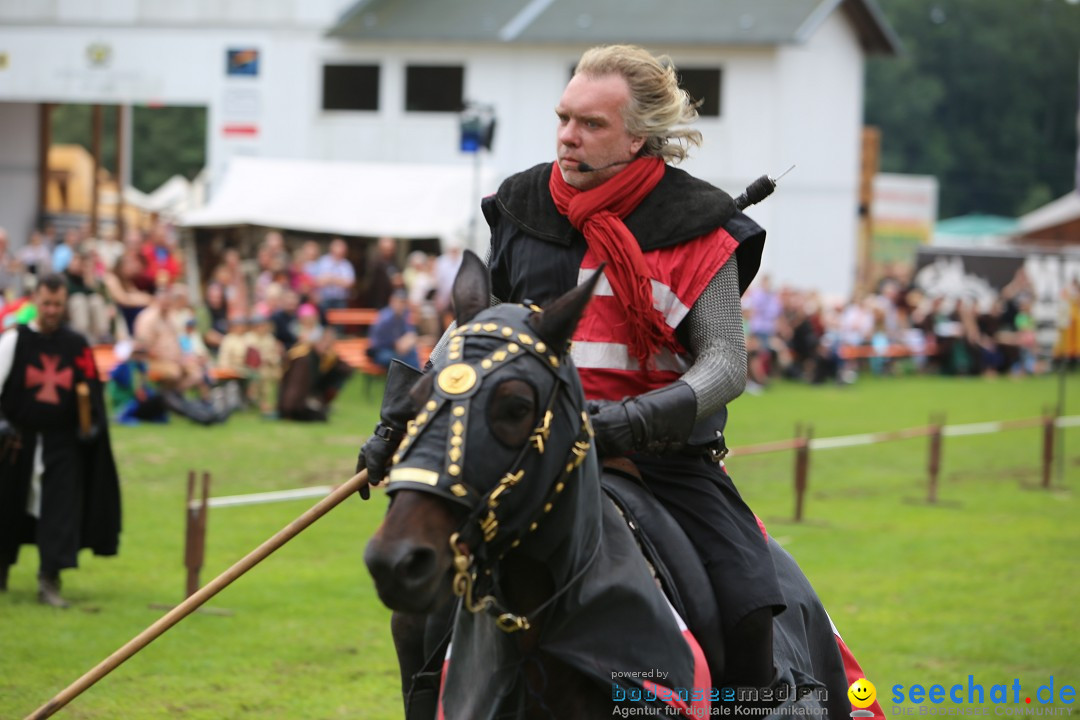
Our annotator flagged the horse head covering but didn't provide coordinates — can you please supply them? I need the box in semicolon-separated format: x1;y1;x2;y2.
386;252;709;718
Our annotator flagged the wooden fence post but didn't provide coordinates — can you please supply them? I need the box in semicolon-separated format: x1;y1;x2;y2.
1042;408;1055;490
184;471;210;598
927;414;943;504
793;424;811;522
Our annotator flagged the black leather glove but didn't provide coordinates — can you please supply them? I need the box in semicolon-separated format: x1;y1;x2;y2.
0;414;20;465
356;359;424;499
588;381;698;459
78;423;102;444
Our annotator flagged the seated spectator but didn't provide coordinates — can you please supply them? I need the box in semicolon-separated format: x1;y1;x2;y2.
52;227;81;274
367;290;419;369
267;285;299;350
278;331;353;422
133;287;205;394
133;288;228;425
202;281;230;353
296;302;323;344
107;342;168;425
217;316;252;378
64;251;112;343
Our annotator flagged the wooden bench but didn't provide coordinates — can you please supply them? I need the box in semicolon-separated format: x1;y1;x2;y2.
326;308;380;334
332;337;433;396
91;344;245;383
839;340;938;361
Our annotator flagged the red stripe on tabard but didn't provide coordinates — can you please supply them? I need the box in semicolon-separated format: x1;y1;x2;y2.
835;634;885;718
579;367;683;402
222;123;258;136
579;226;738;310
641;627;712;716
436;658;449;720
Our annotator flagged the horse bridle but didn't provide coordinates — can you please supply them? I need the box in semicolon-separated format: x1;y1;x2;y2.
385;307;595;632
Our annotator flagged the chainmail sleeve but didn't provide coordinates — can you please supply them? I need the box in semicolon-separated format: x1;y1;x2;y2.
680;253;747;420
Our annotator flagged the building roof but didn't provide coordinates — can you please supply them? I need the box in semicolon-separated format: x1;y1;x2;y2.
327;0;901;54
180;156;497;245
936;214;1019;237
1017;192;1080;238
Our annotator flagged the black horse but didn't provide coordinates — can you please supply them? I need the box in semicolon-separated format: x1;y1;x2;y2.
365;252;856;719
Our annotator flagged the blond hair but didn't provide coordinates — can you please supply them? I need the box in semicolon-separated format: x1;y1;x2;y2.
574;45;702;164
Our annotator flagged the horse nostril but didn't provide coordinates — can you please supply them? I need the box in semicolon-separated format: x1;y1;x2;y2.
397;546;436;583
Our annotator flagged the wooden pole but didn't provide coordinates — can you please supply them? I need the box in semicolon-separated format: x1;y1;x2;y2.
793;424;811;522
24;470;369;720
90;104;103;240
114;104;126;240
183;470;210;598
1042;409;1054;490
927;414;943;504
37;103;52;226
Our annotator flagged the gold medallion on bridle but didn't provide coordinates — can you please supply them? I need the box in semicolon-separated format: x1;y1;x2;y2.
437;363;478;395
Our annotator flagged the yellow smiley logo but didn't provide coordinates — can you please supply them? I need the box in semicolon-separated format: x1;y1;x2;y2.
848;677;877;709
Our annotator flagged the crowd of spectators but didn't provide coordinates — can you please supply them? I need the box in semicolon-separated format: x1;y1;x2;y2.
7;221;1077;419
0;222;462;423
742;269;1080;392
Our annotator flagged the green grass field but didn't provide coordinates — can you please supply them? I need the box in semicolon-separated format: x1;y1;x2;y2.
1;373;1078;719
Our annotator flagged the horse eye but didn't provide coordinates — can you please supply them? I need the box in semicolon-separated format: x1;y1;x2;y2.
488;380;537;448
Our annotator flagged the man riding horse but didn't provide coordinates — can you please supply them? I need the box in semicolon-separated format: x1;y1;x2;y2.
359;43;787;701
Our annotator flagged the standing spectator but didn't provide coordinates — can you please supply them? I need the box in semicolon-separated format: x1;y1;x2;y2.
0;227;21;299
290;240;320;304
0;274;122;607
102;252;153;338
744;275;782;347
433;243;463;321
313;238;356;314
140;222;182;288
366;236;400;309
366;290;419;369
17;230;52;278
212;248;251;320
404;251;440;338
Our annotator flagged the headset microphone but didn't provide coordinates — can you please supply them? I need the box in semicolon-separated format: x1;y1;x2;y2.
577;159;633;173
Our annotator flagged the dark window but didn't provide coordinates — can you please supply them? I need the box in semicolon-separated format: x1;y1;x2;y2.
322;64;379;111
679;68;722;118
405;65;464;112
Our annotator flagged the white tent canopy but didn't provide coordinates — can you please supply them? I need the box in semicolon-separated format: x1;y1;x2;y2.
180;156;498;250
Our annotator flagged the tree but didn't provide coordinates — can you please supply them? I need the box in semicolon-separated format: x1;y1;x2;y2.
51;104;207;193
866;0;1080;218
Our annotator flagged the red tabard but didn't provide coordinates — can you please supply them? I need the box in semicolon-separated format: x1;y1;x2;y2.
572;226;739;402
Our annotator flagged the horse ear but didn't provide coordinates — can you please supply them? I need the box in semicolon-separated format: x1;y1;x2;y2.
452;250;490;326
530;264;604;353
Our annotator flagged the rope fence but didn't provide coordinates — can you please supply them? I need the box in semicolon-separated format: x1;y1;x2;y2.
177;412;1076;590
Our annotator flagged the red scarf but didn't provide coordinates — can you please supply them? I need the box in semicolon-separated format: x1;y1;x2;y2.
548;157;678;366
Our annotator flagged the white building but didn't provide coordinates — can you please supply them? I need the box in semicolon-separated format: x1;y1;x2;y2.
0;0;898;297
